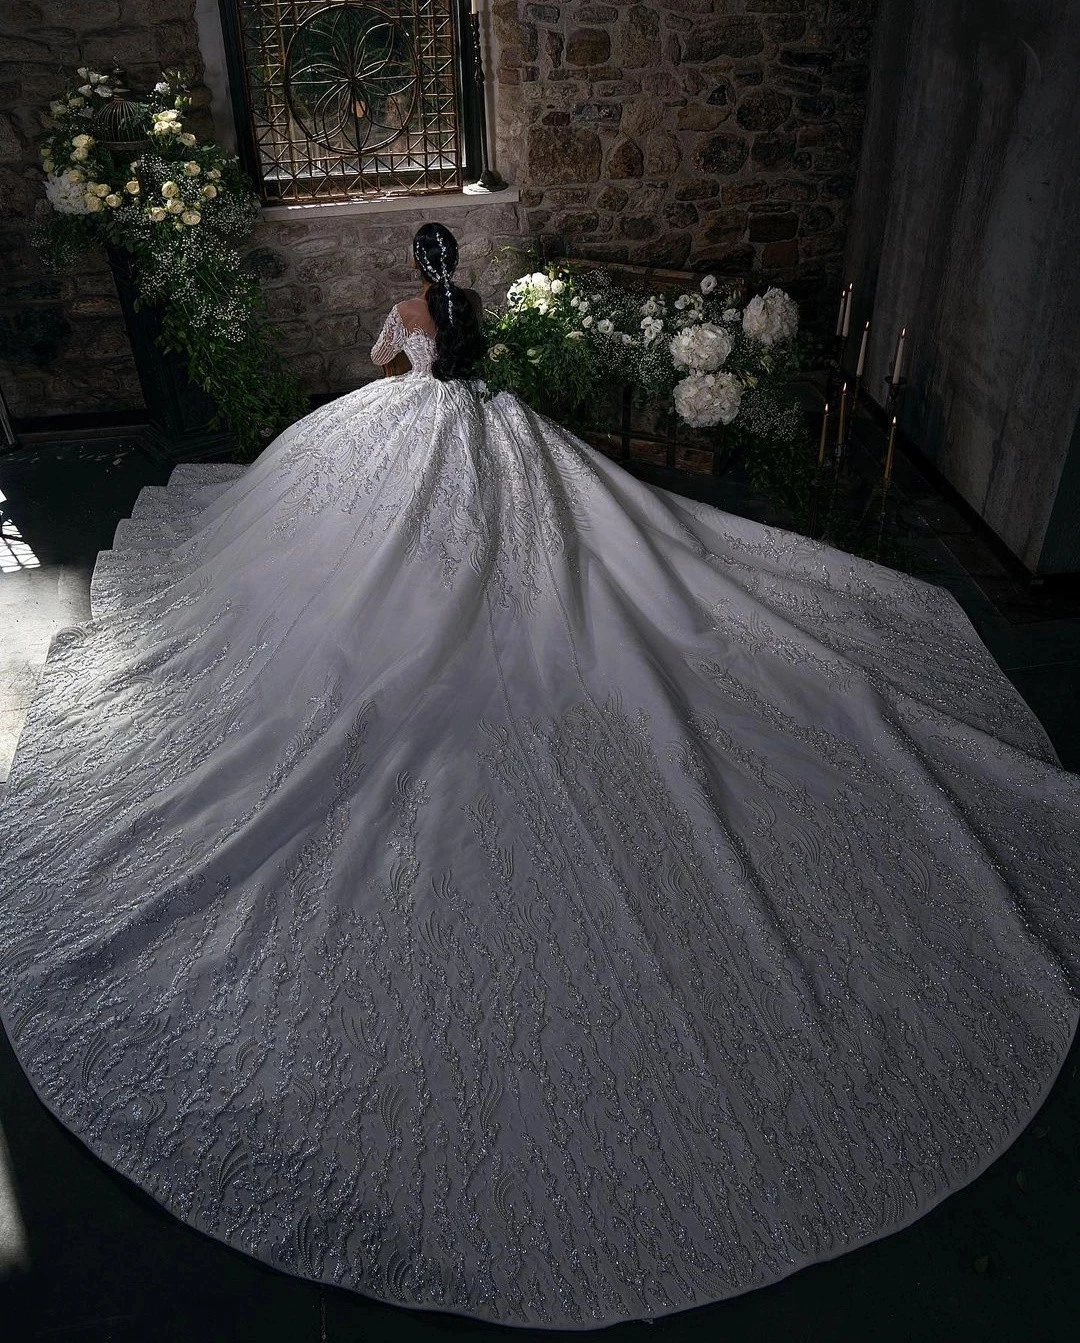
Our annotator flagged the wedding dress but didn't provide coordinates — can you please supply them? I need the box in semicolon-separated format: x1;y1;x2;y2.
1;306;1078;1329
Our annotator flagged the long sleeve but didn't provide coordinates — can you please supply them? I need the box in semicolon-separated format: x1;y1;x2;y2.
370;304;405;367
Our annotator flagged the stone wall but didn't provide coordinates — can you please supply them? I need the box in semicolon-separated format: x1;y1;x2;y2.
1;1;878;420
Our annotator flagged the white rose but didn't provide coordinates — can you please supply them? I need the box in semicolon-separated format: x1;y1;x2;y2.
148;206;167;222
71;147;88;161
104;193;121;207
183;160;201;176
640;315;664;342
741;287;799;347
529;271;549;287
125;179;140;194
674;370;743;428
674;295;690;310
549;278;565;294
180;133;197;146
161;181;180;197
566;330;584;341
200;183;217;199
71;133;92;148
207;168;221;180
536;300;550;315
90;182;109;197
166;199;185;213
641;296;664;316
489;343;508;360
669;322;733;372
525;347;540;357
597;318;614;335
699;274;718;295
181;210;201;225
62;168;83;183
581;314;593;328
84;193;103;212
620;333;633;345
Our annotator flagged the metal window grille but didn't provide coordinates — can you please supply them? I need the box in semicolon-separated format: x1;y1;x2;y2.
220;1;480;203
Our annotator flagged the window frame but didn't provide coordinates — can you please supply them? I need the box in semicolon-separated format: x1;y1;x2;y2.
217;0;485;205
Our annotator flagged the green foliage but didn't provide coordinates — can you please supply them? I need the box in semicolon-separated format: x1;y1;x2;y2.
32;66;306;458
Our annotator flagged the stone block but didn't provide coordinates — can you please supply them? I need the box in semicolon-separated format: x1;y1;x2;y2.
607;138;644;178
566;28;611;66
735;88;793;132
683;17;765;63
694;131;750;176
527;126;603;183
621;6;661;68
644;132;681;176
674;178;719;201
596;184;628;211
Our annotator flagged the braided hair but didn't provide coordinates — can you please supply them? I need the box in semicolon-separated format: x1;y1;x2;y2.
413;222;486;381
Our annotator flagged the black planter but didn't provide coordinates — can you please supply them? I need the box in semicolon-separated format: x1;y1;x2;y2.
107;246;234;461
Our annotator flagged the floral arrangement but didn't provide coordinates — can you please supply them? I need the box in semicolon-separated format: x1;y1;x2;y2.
480;265;807;454
34;67;305;458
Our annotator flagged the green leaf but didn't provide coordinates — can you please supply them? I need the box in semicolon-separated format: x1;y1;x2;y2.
973;1255;990;1275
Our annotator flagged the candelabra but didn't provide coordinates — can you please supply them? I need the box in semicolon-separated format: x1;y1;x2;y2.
469;6;507;192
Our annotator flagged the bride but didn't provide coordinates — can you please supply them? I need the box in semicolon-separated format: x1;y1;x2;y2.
1;222;1077;1330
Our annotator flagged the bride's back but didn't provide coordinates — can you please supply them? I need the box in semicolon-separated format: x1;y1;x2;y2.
397;290;483;337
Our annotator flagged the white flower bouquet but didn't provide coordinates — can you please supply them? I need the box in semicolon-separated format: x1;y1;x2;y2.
482;262;807;445
33;66;304;457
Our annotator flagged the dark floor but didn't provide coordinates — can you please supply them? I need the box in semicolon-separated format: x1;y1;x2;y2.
0;420;1078;1341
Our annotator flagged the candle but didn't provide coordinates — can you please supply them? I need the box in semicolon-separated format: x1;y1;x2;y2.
835;286;846;337
891;325;906;385
471;0;480;12
837;381;848;445
856;320;869;377
841;283;853;338
884;415;897;481
818;402;830;465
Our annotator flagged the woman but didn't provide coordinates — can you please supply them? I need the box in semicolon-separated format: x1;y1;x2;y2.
0;222;1077;1330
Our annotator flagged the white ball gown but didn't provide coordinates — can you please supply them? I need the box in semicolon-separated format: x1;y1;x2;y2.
0;306;1078;1329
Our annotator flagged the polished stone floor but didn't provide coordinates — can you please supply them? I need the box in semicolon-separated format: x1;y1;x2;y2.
0;424;1077;1341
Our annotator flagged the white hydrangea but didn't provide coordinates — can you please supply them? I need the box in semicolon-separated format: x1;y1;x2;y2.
506;270;558;311
669;322;733;372
44;171;91;215
674;371;743;428
741;286;799;346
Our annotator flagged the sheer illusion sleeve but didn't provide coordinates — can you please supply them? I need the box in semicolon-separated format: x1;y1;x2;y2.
370;305;405;367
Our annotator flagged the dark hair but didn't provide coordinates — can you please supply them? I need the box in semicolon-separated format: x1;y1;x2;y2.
413;222;486;380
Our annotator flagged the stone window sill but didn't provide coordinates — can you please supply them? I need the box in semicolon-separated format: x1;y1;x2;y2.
260;184;519;223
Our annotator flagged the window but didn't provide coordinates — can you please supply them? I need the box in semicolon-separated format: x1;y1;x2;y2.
219;1;483;203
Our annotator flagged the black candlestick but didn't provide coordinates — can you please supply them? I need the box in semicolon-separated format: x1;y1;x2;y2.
470;11;508;192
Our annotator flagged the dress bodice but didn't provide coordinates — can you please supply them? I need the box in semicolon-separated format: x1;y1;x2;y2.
370;304;437;377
